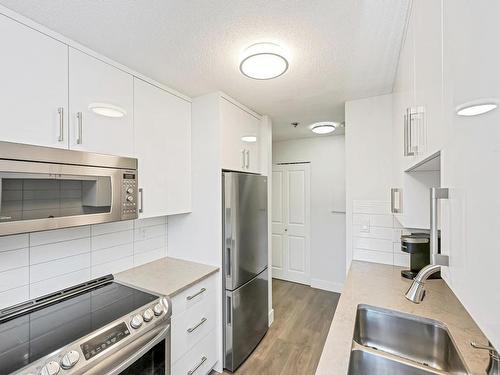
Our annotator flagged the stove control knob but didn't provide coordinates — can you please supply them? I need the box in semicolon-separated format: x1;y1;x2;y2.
60;350;80;370
130;314;143;329
126;187;134;194
126;195;134;202
40;361;60;375
143;308;154;322
153;303;164;316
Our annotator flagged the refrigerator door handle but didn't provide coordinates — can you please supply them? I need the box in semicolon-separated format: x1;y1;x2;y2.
226;247;231;277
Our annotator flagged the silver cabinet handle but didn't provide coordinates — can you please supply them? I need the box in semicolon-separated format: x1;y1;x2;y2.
245;149;250;169
187;317;207;333
57;107;64;142
241;149;246;169
404;108;415;156
187;356;207;375
76;112;83;144
390;188;402;213
186;288;206;301
430;187;449;266
138;188;144;213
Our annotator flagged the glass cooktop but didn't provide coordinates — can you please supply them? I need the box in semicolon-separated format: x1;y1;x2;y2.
0;279;158;374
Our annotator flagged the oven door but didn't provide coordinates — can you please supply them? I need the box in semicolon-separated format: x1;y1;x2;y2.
0;159;136;236
86;324;170;375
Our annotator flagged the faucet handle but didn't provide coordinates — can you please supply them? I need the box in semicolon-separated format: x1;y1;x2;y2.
471;342;500;359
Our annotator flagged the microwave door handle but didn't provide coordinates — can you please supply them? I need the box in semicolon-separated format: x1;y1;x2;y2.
138;188;144;213
101;324;169;375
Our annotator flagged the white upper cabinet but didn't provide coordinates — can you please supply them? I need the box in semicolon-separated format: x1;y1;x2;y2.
220;98;261;173
0;14;68;148
414;0;444;158
69;48;134;156
441;0;500;348
134;78;191;217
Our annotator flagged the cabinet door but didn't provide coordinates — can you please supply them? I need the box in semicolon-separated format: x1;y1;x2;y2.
392;3;415;195
134;78;191;217
220;98;261;173
0;14;68;148
414;0;444;158
69;48;133;156
441;0;500;346
241;113;260;173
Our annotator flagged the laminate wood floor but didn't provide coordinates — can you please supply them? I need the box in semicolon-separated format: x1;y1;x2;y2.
220;278;341;375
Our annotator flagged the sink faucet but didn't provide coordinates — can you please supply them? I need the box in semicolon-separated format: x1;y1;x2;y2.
471;342;500;375
404;264;441;302
405;188;449;303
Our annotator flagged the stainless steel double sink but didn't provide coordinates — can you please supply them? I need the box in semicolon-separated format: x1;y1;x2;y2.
347;305;469;374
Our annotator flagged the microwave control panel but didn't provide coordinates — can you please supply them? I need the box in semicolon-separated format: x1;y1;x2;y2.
121;172;138;219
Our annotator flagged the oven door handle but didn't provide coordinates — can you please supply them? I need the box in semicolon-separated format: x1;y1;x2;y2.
102;324;170;375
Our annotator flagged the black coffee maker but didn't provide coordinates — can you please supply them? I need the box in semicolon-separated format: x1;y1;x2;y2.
400;233;441;279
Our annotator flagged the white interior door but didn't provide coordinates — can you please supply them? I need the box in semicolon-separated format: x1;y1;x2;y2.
272;163;310;284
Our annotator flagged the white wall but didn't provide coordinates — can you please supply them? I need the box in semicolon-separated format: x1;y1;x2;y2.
345;94;394;269
272;135;346;292
0;216;168;309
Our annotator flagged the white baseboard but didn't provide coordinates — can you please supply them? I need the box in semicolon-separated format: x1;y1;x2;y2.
310;278;344;293
268;308;274;326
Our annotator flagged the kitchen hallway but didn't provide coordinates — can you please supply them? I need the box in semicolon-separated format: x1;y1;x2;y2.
220;279;340;375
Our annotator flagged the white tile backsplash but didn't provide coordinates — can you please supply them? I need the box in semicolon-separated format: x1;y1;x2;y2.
30;268;92;299
30;238;90;265
30;226;90;246
0;286;29;309
0;267;29;292
351;200;410;267
0;248;29;272
0;216;168;308
0;234;29;251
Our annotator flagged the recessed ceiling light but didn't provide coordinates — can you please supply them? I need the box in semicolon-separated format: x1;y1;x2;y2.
239;42;289;80
88;102;126;118
456;99;498;116
310;122;337;134
241;135;257;143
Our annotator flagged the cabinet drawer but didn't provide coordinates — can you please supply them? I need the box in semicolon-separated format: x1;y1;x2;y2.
171;291;216;363
172;329;217;375
171;274;217;316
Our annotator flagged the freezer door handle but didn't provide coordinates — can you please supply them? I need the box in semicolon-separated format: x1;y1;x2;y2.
227;296;232;325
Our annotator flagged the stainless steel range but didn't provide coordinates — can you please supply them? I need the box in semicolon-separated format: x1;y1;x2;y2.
0;275;171;375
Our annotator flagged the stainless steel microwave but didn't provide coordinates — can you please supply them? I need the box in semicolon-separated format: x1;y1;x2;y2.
0;141;138;236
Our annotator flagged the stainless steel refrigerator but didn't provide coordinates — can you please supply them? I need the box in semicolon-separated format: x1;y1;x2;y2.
222;172;268;372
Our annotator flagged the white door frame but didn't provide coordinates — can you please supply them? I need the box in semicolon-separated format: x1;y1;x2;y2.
271;162;311;285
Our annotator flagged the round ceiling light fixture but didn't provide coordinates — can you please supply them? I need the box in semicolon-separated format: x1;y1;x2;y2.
239;42;289;80
241;135;257;143
456;99;498;117
310;122;337;134
88;102;126;118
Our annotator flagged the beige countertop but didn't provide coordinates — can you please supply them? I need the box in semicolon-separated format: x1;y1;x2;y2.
316;261;490;375
115;257;219;297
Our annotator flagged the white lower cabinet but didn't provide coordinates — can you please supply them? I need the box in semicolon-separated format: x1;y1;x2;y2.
171;273;218;375
172;330;217;375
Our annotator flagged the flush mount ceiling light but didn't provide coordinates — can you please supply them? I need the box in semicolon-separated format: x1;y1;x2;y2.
239;42;289;80
455;99;498;116
241;135;257;143
88;103;127;118
310;122;337;134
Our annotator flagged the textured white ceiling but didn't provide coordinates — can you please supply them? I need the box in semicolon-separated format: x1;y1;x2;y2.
0;0;410;140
